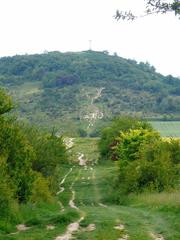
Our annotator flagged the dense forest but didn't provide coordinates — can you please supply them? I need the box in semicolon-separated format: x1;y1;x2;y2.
0;50;180;135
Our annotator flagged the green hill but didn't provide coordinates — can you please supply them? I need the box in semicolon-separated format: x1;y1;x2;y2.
0;50;180;135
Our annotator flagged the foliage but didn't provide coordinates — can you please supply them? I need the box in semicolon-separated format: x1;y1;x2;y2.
165;138;180;164
0;88;70;232
114;128;160;162
0;155;19;221
18;124;69;192
113;129;179;194
115;0;180;21
0;117;35;202
98;116;152;159
31;131;68;177
0;89;13;114
30;172;54;203
138;139;180;189
0;134;179;239
99;116;180;195
77;128;88;137
0;51;179;134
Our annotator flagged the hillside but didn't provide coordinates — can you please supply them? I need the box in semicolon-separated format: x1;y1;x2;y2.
0;50;180;135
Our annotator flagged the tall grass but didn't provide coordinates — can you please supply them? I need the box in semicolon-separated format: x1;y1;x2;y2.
128;191;180;210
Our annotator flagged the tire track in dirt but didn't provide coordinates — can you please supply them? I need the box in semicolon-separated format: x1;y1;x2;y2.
56;167;74;212
55;154;88;240
150;232;165;240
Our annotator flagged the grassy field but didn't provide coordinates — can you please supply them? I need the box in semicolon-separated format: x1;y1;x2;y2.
1;138;179;240
150;121;180;137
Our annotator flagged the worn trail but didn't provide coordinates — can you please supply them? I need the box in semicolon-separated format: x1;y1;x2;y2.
5;138;176;240
83;87;105;128
55;154;88;240
55;138;168;240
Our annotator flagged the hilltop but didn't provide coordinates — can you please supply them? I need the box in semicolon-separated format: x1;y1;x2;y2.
0;50;179;135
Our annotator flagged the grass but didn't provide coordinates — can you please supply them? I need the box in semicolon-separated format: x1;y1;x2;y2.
0;205;79;240
150;121;180;137
128;192;180;209
1;137;179;239
63;138;180;239
72;164;180;240
0;204;80;240
70;137;100;163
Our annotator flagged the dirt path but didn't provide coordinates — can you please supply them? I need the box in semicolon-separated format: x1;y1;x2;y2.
77;153;86;166
55;153;88;240
6;138;174;240
56;167;73;212
62;139;168;240
83;87;105;128
57;168;73;195
55;185;84;239
90;87;105;105
63;138;74;149
150;232;165;240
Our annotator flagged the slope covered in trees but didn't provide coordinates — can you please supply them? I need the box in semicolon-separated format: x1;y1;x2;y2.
0;50;180;134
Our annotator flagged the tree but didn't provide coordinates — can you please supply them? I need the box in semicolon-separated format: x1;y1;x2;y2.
114;128;160;163
99;116;152;160
0;89;13;115
113;129;179;194
115;0;180;21
0;119;35;202
21;126;68;177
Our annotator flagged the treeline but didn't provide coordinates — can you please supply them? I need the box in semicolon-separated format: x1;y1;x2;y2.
0;89;68;231
99;116;180;200
0;51;180;133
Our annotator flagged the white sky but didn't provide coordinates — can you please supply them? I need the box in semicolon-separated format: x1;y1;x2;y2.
0;0;180;76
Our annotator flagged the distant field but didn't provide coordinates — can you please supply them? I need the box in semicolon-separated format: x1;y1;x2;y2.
150;121;180;137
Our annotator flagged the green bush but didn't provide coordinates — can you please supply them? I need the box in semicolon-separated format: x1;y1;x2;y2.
0;120;35;202
98;116;152;159
22;126;68;177
30;172;54;204
0;156;19;228
0;89;13;115
114;128;160;162
51;209;79;224
0;88;71;232
113;129;179;194
165;139;180;165
118;150;175;193
77;128;87;137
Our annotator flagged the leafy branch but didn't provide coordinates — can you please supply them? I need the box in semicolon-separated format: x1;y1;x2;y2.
115;0;180;20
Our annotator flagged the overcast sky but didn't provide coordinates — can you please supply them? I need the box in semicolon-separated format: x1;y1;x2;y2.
0;0;180;77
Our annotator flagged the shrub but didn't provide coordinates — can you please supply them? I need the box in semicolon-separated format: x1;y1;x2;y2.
98;116;152;159
77;128;87;137
22;127;68;177
114;129;160;162
114;131;179;194
30;173;54;204
0;156;19;224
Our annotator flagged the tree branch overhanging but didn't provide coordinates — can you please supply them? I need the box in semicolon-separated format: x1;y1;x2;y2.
115;0;180;21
